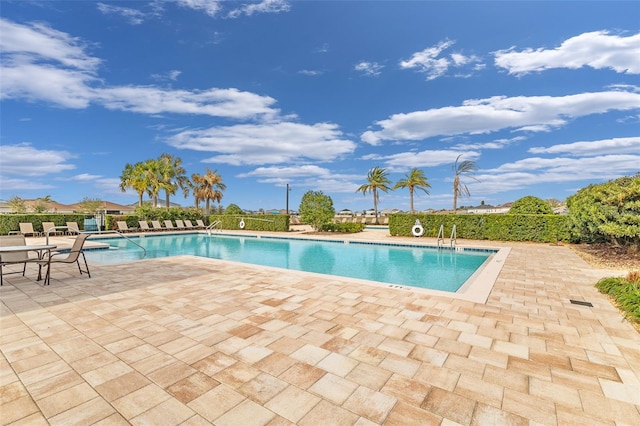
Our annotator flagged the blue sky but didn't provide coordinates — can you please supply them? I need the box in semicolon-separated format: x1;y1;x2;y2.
1;1;639;213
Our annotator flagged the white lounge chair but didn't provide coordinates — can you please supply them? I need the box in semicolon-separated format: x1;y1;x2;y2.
184;220;196;229
138;221;151;232
66;222;80;235
163;220;175;230
43;222;62;236
151;221;164;231
175;220;186;229
196;219;206;229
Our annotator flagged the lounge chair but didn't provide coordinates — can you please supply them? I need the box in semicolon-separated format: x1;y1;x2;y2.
117;221;137;233
151;221;164;231
19;223;41;237
164;220;175;230
196;219;206;229
0;235;30;286
37;233;91;286
66;222;80;235
175;220;186;229
42;222;62;236
184;220;196;229
137;221;150;232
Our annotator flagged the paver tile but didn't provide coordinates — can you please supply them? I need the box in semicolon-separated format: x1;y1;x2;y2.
264;385;321;423
342;386;397;424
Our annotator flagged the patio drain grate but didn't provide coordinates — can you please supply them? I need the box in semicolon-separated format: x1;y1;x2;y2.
570;299;594;307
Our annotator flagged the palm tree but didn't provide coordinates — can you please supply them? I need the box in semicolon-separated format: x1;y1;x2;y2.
159;153;190;209
452;154;479;213
355;166;392;224
119;162;149;206
192;168;226;214
394;168;431;213
141;158;165;208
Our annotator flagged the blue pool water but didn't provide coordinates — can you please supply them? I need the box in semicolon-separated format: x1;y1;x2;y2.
85;234;494;292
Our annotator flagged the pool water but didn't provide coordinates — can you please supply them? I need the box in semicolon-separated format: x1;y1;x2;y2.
85;234;494;292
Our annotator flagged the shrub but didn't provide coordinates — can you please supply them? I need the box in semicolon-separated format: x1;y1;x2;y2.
567;173;640;246
320;222;365;233
225;204;243;215
596;276;640;324
298;190;335;231
509;196;554;215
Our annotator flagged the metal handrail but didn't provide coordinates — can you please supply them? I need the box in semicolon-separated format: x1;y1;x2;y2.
45;226;146;256
206;220;222;235
450;224;457;247
437;224;444;248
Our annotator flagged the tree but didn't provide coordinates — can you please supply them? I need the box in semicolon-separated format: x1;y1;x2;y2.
120;162;149;207
32;195;52;213
509;196;554;215
225;204;243;215
452;155;478;213
567;174;640;247
192;168;226;214
299;190;335;231
355;166;392;224
76;197;103;214
159;153;190;209
7;195;27;213
144;158;163;208
394;168;431;213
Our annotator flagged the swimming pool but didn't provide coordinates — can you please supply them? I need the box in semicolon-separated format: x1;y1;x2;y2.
84;233;500;295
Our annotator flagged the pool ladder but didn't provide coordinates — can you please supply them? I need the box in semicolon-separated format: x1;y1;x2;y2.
437;224;457;248
206;220;222;235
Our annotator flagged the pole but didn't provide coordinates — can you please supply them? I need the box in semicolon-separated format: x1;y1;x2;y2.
286;183;290;214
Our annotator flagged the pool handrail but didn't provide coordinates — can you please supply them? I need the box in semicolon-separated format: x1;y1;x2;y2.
46;228;147;257
206;220;222;234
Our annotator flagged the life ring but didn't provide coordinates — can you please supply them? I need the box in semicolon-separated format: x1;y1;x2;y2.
239;219;245;229
412;220;424;237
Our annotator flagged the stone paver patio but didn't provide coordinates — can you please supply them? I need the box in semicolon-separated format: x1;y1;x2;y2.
1;230;639;425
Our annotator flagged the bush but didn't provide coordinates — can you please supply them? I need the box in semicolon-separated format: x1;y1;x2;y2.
298;191;335;231
567;174;640;246
320;222;366;233
388;213;570;243
0;214;88;235
596;275;640;324
509;196;554;215
225;204;243;215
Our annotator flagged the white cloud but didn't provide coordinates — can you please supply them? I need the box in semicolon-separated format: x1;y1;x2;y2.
362;150;480;171
227;0;291;18
455;136;527;150
361;90;640;145
240;165;361;193
529;136;640;156
97;3;145;25
95;86;280;120
167;122;357;165
298;69;323;76
0;143;76;176
0;177;55;191
61;173;103;182
0;18;283;120
176;0;222;17
471;154;640;194
354;61;384;77
400;40;455;80
494;31;640;75
151;70;182;81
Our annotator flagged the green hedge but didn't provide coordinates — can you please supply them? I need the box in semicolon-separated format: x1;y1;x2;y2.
596;277;640;323
320;222;366;233
207;215;289;232
389;213;570;243
0;214;90;235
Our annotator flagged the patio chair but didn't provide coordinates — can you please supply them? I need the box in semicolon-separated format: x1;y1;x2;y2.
19;223;41;237
37;233;91;286
175;220;186;229
138;221;151;232
164;220;175;230
151;221;164;231
0;235;30;286
196;219;206;229
66;222;80;235
117;221;137;233
43;222;62;236
184;220;196;229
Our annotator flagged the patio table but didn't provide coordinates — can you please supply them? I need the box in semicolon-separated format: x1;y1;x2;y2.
0;244;57;285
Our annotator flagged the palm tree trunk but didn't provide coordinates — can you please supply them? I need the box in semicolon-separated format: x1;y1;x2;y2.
165;192;170;209
373;189;379;224
138;192;143;207
205;199;210;215
410;188;414;213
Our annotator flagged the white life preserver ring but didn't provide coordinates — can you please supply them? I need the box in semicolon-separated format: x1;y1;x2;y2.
239;219;245;229
412;221;424;237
